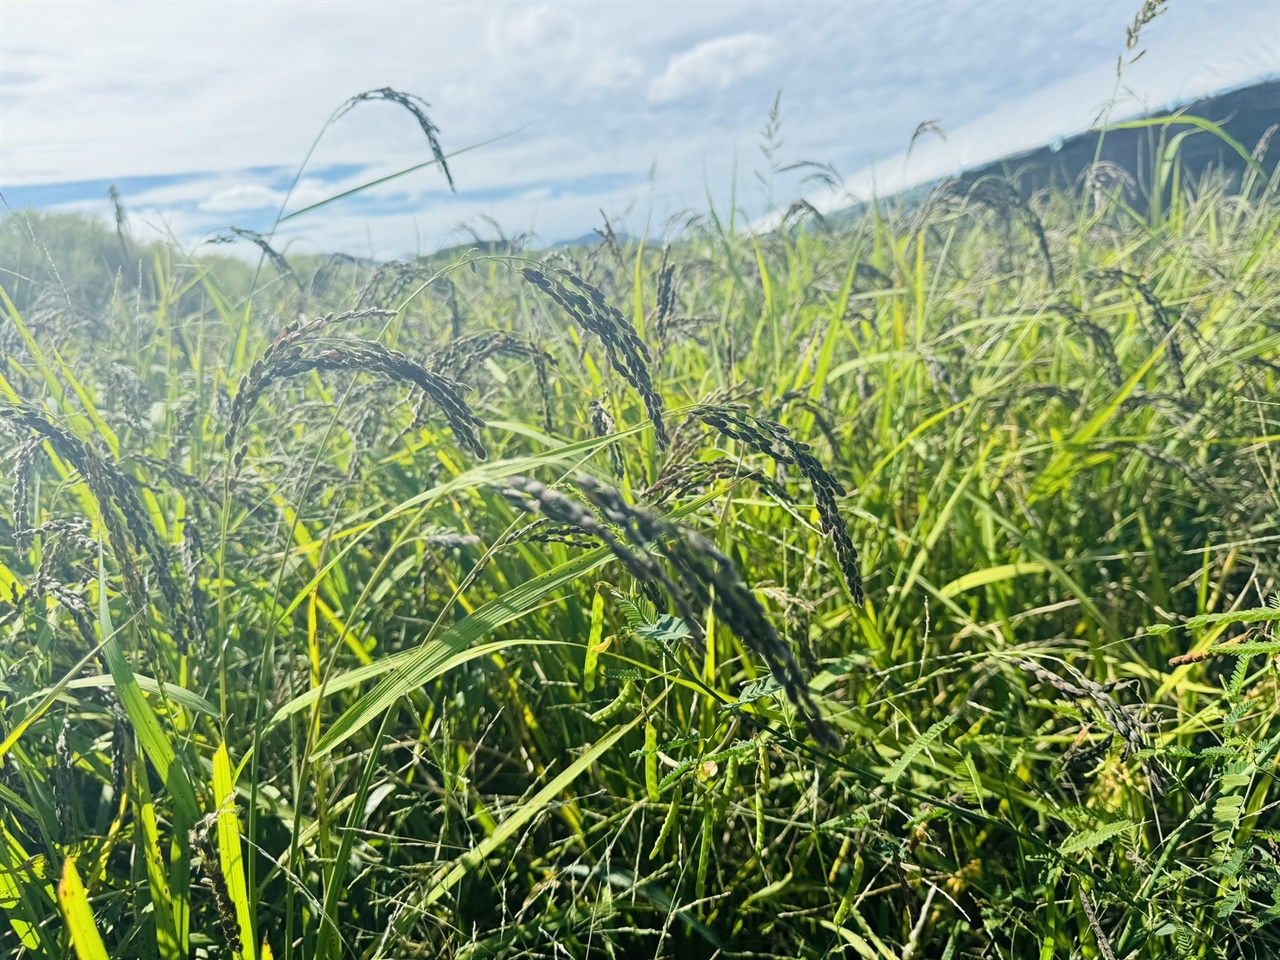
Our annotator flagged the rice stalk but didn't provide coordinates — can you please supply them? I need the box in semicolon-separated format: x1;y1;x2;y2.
1;405;190;642
500;474;840;749
690;404;863;605
521;266;669;448
225;320;486;464
229;227;303;291
335;87;454;191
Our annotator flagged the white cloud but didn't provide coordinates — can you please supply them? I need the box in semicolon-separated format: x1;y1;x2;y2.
648;33;775;104
194;177;337;215
484;4;643;99
199;184;283;213
487;4;579;59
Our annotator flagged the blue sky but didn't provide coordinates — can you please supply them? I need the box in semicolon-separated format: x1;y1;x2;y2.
1;0;1276;258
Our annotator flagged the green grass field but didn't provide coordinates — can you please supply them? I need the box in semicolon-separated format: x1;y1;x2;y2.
2;110;1280;959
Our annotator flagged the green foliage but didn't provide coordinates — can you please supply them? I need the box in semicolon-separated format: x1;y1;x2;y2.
2;113;1280;960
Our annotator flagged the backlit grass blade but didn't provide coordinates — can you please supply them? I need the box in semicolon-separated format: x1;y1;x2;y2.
57;857;107;960
1104;114;1267;181
266;638;568;731
59;674;217;717
133;752;180;960
938;562;1047;599
279;133;514;223
583;584;605;693
0;819;48;955
213;743;256;960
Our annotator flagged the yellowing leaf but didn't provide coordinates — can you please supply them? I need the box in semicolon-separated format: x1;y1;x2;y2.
58;857;108;960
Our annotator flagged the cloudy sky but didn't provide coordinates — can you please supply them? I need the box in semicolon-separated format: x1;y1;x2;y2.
1;0;1276;258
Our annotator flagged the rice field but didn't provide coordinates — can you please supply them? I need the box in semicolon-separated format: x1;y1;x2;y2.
2;105;1280;959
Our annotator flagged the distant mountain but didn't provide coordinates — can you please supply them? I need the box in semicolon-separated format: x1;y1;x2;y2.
804;78;1278;233
550;231;641;249
949;78;1278;199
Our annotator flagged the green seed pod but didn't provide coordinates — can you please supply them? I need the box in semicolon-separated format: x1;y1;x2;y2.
829;836;853;885
696;793;714;899
716;754;738;823
583;586;605;694
644;719;660;802
754;791;766;852
650;784;681;861
833;852;865;926
590;679;635;723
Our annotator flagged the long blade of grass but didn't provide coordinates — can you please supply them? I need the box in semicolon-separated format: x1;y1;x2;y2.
0;630;112;762
133;750;180;960
278;132;518;223
57;857;108;960
311;547;610;758
0;820;48;956
213;743;256;960
1103;114;1268;181
265;637;568;731
420;712;642;907
96;548;200;822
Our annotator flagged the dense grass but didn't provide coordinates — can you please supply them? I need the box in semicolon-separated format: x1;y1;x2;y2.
2;120;1280;960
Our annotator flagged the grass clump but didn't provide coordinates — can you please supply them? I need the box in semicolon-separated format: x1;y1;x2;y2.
1;100;1280;960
